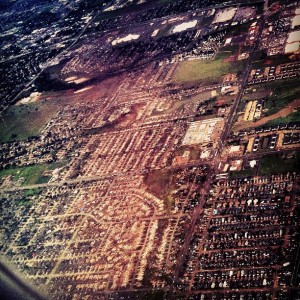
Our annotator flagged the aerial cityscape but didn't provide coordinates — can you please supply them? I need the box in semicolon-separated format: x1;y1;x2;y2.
0;0;299;299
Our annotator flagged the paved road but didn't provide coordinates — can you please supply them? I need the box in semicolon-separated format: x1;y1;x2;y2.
0;174;113;192
215;15;266;157
169;168;213;298
169;5;268;298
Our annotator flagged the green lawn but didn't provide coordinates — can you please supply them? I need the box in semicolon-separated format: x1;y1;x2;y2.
0;161;67;186
144;169;176;211
172;57;235;86
252;53;296;69
0;101;61;143
264;110;300;126
0;92;77;143
230;152;300;178
175;145;202;161
259;152;300;175
264;78;300;116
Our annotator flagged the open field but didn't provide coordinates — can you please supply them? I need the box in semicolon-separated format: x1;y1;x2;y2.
259;152;300;175
0;161;67;186
0;90;79;143
242;86;270;101
264;110;300;126
230;151;300;178
175;145;202;161
152;91;214;116
0;101;60;143
264;78;300;116
252;52;296;68
0;75;121;143
234;78;300;131
172;58;234;86
235;98;300;131
144;169;174;210
172;44;246;87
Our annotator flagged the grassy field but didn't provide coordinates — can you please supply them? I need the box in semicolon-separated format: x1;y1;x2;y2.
144;169;172;198
0;93;77;143
0;161;66;186
252;53;295;69
171;57;235;86
0;101;59;143
264;110;300;126
174;145;202;161
1;75;123;144
242;87;270;102
259;152;300;175
144;169;176;211
230;152;300;178
264;78;300;116
17;188;42;207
